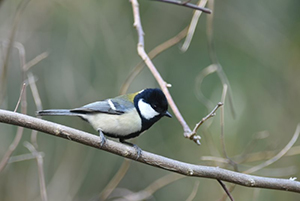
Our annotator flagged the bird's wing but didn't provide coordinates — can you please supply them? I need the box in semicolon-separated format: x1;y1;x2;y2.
70;97;135;115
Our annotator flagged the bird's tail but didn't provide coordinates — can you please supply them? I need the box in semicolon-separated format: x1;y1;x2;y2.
37;109;78;116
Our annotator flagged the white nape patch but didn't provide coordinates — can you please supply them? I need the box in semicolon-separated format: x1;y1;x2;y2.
138;99;159;120
108;99;116;110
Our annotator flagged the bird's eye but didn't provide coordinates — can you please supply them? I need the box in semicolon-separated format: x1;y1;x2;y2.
152;104;157;109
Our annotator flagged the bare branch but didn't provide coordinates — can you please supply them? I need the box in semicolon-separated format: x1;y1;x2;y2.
220;84;238;171
8;152;45;163
195;64;218;112
191;102;223;135
100;159;131;200
27;72;43;147
217;180;234;201
120;27;188;95
233;145;300;164
0;83;26;172
24;51;49;71
130;0;201;144
23;141;48;201
181;0;208;51
13;83;26;112
122;173;184;200
205;0;236;118
1;109;300;193
0;126;24;172
244;124;300;174
0;0;31;104
151;0;212;13
185;180;200;201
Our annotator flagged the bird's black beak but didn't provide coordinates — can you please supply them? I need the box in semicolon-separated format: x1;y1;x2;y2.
164;111;172;118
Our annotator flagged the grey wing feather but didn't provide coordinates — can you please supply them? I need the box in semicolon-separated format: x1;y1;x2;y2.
70;99;133;115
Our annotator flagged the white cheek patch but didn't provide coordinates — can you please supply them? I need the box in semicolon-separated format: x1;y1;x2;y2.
138;99;159;120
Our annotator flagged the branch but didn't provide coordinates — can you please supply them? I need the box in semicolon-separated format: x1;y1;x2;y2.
130;0;201;144
181;0;208;51
0;109;300;193
0;0;31;104
151;0;212;14
244;124;300;174
191;102;223;135
120;26;188;95
0;83;26;172
217;180;234;201
100;159;131;200
23;141;47;201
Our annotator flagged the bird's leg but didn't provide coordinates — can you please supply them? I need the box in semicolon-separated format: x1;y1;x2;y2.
98;130;107;147
119;139;142;159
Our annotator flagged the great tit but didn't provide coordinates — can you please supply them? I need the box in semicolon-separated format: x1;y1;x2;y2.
37;88;171;157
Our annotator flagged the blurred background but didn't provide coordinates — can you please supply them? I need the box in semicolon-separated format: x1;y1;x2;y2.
0;0;300;200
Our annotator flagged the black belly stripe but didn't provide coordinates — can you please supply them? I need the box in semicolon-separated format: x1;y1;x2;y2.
103;130;143;140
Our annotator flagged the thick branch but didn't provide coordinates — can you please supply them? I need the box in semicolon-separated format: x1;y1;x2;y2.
0;109;300;193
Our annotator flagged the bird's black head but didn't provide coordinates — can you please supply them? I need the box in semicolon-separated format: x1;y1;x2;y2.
134;88;171;131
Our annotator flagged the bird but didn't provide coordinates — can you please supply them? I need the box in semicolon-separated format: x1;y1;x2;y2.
37;88;171;158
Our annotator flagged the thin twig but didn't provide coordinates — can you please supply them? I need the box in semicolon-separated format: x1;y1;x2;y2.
130;0;201;144
100;159;131;201
27;72;43;147
0;83;26;172
206;0;236;119
122;173;184;200
23;141;48;201
220;84;237;170
143;174;184;196
234;145;300;164
2;42;29;162
0;127;24;172
244;124;300;174
151;0;212;13
24;51;49;71
217;124;300;201
219;185;235;201
8;152;45;163
13;83;26;112
120;27;188;94
185;180;200;201
195;64;218;114
201;156;298;177
192;102;223;135
218;84;238;199
200;156;230;164
0;0;31;104
181;0;208;52
253;188;261;201
233;131;269;164
66;150;95;201
217;180;234;201
0;41;47;200
1;110;300;193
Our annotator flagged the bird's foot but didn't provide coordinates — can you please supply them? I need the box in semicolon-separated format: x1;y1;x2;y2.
120;139;142;159
99;130;107;147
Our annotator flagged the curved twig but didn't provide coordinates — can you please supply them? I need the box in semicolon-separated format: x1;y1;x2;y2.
181;0;208;52
244;124;300;174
